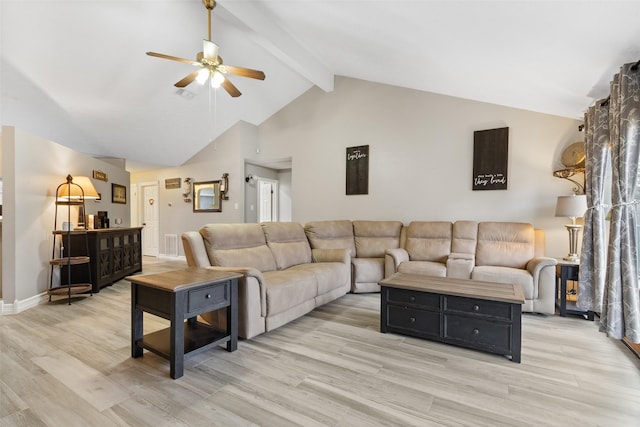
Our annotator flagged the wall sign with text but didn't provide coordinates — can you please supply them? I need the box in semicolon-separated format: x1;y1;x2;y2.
472;127;509;191
346;145;369;195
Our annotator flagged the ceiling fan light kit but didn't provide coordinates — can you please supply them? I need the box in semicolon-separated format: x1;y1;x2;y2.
146;0;265;98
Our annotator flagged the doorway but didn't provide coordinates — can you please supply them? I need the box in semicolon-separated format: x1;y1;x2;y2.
257;178;279;223
136;181;159;257
244;159;292;223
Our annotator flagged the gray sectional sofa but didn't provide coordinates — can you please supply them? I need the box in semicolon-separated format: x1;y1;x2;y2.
182;220;557;339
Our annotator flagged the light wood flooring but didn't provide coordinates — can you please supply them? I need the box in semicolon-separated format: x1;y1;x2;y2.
1;258;639;426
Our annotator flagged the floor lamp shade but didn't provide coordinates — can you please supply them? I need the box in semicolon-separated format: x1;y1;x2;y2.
56;175;100;229
57;175;99;200
555;195;587;262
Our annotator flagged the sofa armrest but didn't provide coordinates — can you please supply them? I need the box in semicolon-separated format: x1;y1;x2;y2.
181;232;211;267
385;248;409;276
312;248;350;264
205;266;267;317
526;257;558;277
526;257;557;313
446;252;475;279
526;257;558;300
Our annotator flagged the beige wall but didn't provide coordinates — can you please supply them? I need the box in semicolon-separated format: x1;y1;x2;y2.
250;77;582;257
132;77;582;259
1;126;130;309
131;121;253;246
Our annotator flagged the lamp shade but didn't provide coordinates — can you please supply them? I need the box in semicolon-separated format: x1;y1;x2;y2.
58;176;100;199
555;195;587;218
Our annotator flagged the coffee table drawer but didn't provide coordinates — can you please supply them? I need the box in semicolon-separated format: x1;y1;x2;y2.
444;295;512;320
444;314;512;353
387;288;440;309
387;305;440;337
187;281;230;314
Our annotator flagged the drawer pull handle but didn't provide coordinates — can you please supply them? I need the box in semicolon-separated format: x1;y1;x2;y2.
409;296;415;302
409;317;416;323
472;328;480;335
473;304;480;311
206;294;212;299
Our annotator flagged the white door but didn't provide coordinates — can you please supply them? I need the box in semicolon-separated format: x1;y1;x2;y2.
258;178;279;223
141;183;159;256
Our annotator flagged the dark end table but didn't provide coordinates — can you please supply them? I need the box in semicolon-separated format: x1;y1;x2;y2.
127;268;242;379
555;260;594;321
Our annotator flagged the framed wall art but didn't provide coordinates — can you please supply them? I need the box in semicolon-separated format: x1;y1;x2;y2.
165;178;181;189
346;145;369;195
472;127;509;191
112;183;127;204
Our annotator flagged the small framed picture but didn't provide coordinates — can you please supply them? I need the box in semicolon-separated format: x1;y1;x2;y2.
165;177;181;189
112;183;127;204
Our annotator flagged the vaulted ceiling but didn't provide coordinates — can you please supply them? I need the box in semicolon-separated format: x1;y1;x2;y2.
2;1;639;171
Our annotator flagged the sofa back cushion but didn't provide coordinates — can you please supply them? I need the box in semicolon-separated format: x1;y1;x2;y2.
452;221;478;254
404;221;452;263
476;222;535;269
199;223;276;272
262;222;312;270
304;220;356;257
353;220;403;258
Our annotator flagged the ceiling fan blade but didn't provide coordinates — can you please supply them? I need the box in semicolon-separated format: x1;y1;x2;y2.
146;52;200;66
223;65;266;80
221;78;241;97
174;70;200;88
202;40;219;61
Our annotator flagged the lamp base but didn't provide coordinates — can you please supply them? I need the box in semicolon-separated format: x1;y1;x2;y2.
564;224;583;264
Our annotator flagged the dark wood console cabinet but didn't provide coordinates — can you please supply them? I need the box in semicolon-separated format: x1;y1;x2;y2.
62;227;142;293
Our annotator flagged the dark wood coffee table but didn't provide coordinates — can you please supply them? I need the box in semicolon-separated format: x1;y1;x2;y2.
380;273;525;362
128;268;242;379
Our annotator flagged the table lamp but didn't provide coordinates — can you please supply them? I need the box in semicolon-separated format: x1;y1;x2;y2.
555;195;587;262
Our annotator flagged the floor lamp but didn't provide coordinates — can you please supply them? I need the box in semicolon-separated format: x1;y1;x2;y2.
555;194;587;262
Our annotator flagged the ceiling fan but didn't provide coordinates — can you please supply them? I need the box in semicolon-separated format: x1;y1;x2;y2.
146;0;265;97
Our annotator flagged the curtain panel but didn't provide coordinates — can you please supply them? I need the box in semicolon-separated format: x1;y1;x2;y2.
578;102;610;313
601;63;640;342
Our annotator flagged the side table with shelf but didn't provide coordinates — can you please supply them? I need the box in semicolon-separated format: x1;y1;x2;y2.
556;260;594;320
128;268;242;379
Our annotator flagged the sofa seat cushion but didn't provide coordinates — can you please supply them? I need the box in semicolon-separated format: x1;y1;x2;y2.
263;269;318;316
353;220;403;258
288;263;349;295
398;261;446;277
304;220;356;257
472;266;535;299
352;258;384;283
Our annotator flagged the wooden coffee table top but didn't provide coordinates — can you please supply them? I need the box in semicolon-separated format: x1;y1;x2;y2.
126;267;242;292
379;273;525;304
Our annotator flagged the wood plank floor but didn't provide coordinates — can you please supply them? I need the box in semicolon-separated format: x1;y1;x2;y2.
1;258;639;426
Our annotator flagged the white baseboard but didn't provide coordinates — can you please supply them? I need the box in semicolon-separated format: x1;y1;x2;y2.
1;292;48;315
157;254;187;263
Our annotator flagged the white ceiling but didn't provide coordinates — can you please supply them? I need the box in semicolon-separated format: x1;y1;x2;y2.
2;1;639;172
